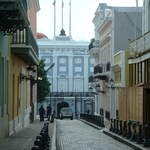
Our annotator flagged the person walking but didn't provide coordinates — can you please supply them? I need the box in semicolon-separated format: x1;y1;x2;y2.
39;105;45;121
46;104;51;121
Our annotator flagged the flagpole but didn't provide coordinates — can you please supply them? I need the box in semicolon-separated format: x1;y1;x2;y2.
62;0;64;29
53;0;56;38
69;0;72;37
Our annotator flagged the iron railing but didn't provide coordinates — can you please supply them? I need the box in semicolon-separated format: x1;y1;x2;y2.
110;119;150;147
49;92;96;97
12;27;39;56
80;113;105;127
89;39;100;51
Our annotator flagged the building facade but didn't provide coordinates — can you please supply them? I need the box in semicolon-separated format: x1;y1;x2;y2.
37;31;95;117
119;0;150;124
0;0;40;137
89;3;142;128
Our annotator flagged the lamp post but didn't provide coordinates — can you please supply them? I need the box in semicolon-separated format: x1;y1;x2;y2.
47;63;55;108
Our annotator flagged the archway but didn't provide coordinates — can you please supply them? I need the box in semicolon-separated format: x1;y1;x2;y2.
57;102;69;117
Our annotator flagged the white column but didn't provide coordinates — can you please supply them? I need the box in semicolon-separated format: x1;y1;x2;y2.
84;56;89;92
53;55;58;92
68;55;73;92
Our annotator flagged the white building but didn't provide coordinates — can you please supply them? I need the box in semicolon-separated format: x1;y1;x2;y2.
89;3;142;127
37;30;95;117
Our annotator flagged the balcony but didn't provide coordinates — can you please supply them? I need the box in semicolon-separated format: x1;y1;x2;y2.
94;64;103;74
0;0;29;34
95;84;105;93
129;31;150;63
88;39;100;55
88;75;94;83
11;27;39;65
94;64;109;81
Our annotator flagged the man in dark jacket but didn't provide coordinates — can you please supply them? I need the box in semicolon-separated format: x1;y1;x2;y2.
39;105;45;121
46;104;51;121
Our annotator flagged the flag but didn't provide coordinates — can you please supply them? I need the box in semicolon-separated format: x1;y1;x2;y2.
53;0;56;6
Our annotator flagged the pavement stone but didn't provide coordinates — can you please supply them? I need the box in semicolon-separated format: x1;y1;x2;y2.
0;119;54;150
56;119;134;150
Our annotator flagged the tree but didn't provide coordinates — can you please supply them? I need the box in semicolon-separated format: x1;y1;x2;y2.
37;59;51;102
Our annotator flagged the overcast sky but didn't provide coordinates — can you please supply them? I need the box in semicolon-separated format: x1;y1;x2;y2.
37;0;143;41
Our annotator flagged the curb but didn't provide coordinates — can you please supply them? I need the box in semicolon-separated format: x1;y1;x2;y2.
103;129;146;150
51;119;56;150
79;119;102;130
80;119;147;150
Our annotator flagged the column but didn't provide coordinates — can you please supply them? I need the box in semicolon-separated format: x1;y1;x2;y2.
68;55;73;92
53;55;58;92
84;56;89;92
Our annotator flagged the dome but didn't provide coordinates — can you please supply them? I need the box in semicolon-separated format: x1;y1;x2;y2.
36;32;48;39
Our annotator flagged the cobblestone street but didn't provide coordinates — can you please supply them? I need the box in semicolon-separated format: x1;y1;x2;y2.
56;120;133;150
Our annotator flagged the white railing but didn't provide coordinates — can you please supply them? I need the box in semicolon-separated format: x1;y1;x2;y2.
130;31;150;54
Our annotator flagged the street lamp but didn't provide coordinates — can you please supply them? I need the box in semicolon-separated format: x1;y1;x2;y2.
47;63;55;108
46;63;55;72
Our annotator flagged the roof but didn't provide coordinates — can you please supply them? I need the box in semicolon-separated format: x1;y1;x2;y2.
36;32;48;39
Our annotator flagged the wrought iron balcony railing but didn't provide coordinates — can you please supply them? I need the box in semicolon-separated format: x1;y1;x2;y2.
12;27;39;56
0;0;29;34
94;64;103;74
89;39;100;51
130;31;150;57
89;75;94;83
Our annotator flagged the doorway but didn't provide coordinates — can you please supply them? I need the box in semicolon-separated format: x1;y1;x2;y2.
144;88;150;124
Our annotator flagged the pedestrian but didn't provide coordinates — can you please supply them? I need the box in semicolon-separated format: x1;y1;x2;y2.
47;104;51;121
53;110;56;118
39;105;45;121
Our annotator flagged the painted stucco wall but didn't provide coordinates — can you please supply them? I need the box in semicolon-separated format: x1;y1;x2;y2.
0;33;9;137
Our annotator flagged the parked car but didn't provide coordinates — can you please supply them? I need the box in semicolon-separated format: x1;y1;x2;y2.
60;107;73;120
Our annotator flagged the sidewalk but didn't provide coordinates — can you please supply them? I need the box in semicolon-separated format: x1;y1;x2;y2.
103;129;150;150
0;119;54;150
79;119;150;150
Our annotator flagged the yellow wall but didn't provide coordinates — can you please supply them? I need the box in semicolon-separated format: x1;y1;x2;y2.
114;53;121;65
114;53;121;83
124;51;129;87
9;53;30;120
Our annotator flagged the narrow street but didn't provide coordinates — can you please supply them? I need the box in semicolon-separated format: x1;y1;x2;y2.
56;120;133;150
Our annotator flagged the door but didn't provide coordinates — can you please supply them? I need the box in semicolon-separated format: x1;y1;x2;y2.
144;88;150;124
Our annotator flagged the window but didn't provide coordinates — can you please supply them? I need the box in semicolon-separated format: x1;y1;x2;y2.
75;67;82;72
59;66;67;72
90;67;94;72
74;57;82;64
114;71;121;83
59;58;66;64
106;62;110;72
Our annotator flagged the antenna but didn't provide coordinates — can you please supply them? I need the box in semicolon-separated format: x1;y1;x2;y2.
69;0;72;37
